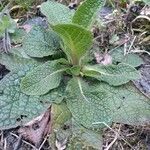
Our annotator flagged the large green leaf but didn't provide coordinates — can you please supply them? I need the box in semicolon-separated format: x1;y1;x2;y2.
66;78;150;128
72;0;104;28
0;53;41;71
40;1;74;25
0;64;47;129
23;26;60;58
66;78;111;128
21;60;65;96
0;62;65;129
110;47;143;67
83;63;140;86
53;24;93;64
99;83;150;125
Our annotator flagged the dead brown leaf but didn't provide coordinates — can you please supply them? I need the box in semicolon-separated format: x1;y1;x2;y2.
18;107;52;147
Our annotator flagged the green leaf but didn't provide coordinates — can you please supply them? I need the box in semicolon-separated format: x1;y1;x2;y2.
0;64;50;129
0;15;11;35
102;83;150;125
66;78;111;128
11;28;26;44
39;84;66;104
66;78;150;128
21;60;65;96
10;47;31;58
67;66;81;76
0;53;41;71
0;15;16;36
83;63;140;86
110;47;143;67
52;102;72;128
72;0;105;28
40;1;74;25
23;26;60;58
68;122;103;150
53;24;93;64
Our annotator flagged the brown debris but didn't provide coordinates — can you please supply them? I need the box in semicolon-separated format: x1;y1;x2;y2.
94;52;112;65
18;107;52;147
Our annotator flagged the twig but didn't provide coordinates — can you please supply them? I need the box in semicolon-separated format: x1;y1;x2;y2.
130;49;150;55
10;132;37;150
38;134;49;150
14;135;23;150
92;122;135;150
124;42;128;55
4;138;7;150
104;133;118;150
132;15;150;23
128;36;136;53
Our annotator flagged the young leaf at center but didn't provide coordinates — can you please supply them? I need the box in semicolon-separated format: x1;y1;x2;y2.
72;0;105;29
53;24;93;65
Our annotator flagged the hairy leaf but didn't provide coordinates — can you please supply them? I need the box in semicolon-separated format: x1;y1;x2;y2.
72;0;104;28
0;64;48;129
40;1;74;25
67;124;102;150
11;28;26;44
66;78;111;128
23;26;60;57
21;61;65;96
0;62;65;129
66;78;150;128
39;71;69;104
110;47;143;67
10;47;31;58
53;24;92;64
52;102;72;128
83;63;140;86
39;84;66;104
0;53;41;71
99;83;150;125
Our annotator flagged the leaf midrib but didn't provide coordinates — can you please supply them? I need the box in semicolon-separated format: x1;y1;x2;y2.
77;78;89;102
85;66;137;78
